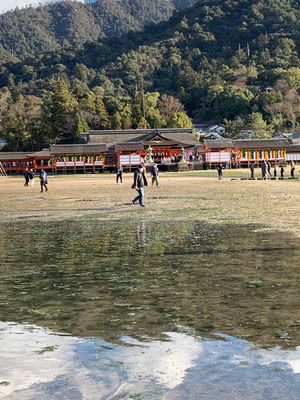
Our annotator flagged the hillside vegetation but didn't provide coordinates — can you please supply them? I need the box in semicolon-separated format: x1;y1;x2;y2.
0;0;197;64
1;0;300;150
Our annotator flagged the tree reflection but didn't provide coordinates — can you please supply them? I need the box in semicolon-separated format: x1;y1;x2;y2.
0;219;299;349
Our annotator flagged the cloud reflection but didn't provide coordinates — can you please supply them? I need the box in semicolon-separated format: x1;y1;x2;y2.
0;322;300;399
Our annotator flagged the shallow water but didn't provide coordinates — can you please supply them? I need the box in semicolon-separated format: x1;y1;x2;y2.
0;219;299;399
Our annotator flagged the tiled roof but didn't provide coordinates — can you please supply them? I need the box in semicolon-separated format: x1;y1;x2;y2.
287;143;300;151
159;132;200;146
114;142;144;151
50;144;107;155
233;139;289;149
0;152;33;161
31;149;51;158
87;128;198;147
88;133;145;145
203;140;233;149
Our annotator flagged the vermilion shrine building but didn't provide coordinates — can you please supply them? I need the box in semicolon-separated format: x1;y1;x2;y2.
0;128;299;173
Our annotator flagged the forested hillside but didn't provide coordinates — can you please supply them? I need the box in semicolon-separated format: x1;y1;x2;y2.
1;0;300;150
0;0;197;64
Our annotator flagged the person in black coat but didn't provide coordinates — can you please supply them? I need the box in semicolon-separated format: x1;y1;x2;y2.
23;167;29;187
150;164;159;187
131;165;148;207
250;162;255;179
39;169;48;192
217;164;223;180
116;163;123;184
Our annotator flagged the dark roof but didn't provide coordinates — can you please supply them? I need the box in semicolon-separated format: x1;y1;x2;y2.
87;128;193;136
233;139;289;149
89;133;145;145
157;132;199;146
203;140;233;149
0;152;33;161
287;143;300;152
114;142;144;151
30;149;51;158
87;128;198;147
50;144;107;155
278;132;300;141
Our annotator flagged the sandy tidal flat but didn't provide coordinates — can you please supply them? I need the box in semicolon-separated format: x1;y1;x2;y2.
0;173;299;237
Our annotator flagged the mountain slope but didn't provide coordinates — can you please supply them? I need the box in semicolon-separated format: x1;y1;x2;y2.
0;0;197;64
1;0;300;130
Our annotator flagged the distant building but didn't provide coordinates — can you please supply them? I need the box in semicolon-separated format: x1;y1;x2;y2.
199;132;226;141
208;125;226;135
193;124;226;140
0;138;7;150
275;132;300;143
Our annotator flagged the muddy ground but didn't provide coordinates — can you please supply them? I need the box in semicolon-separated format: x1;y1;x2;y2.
0;171;299;237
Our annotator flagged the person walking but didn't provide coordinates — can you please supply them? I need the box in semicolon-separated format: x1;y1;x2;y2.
261;161;267;179
280;164;284;178
266;160;272;178
116;163;123;184
131;165;148;207
24;167;29;187
29;169;35;187
150;163;159;188
217;164;223;180
291;161;295;178
39;169;48;192
250;162;255;179
273;162;278;179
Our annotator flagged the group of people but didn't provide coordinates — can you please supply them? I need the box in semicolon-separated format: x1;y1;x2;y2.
23;159;297;207
250;161;296;180
24;167;48;192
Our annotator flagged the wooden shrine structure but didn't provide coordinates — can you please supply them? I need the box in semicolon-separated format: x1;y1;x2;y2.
84;128;201;168
0;129;299;174
0;150;52;174
234;139;289;166
202;138;290;167
49;144;108;173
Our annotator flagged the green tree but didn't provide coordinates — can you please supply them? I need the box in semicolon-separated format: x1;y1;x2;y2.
214;85;254;120
281;67;300;88
132;90;144;127
111;111;122;129
42;79;78;142
247;112;273;138
1;94;42;151
223;117;246;138
168;112;193;128
76;115;90;135
137;116;150;129
94;87;110;129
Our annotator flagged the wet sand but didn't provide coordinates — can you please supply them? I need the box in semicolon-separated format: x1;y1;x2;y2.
0;173;299;237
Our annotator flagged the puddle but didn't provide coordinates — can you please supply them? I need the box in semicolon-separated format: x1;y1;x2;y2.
0;219;299;398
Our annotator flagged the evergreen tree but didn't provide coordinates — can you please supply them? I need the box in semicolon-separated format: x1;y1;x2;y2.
94;87;110;129
111;111;122;129
41;79;78;143
247;112;273;139
168;112;193;128
137;116;150;128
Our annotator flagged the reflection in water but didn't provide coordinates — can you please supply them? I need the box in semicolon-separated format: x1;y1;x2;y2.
0;219;300;398
0;322;300;400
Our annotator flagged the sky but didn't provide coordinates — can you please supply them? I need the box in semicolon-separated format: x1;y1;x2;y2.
0;0;84;14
